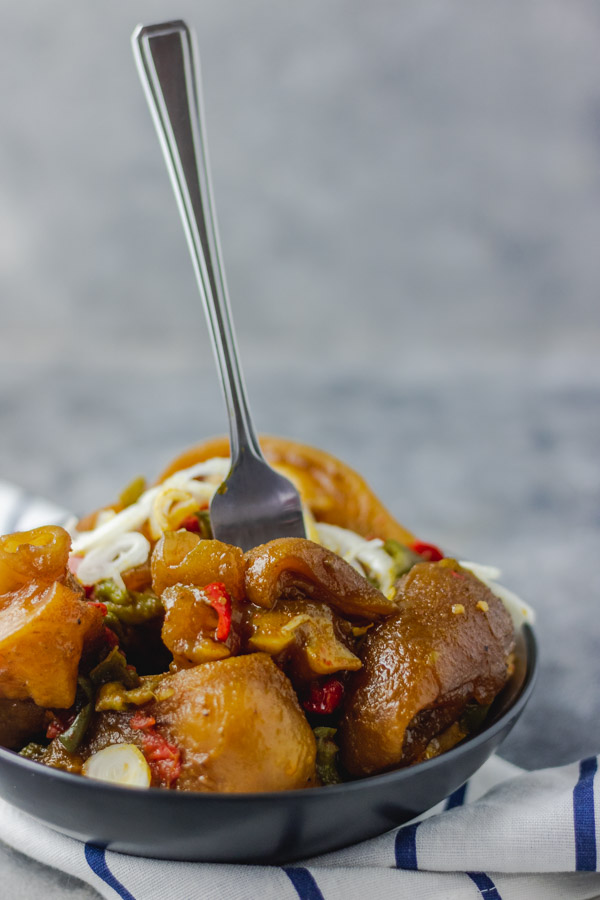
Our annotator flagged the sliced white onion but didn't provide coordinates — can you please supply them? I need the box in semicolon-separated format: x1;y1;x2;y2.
95;509;118;528
162;458;230;490
71;487;158;554
459;561;502;582
148;488;198;540
82;744;151;787
76;532;151;590
71;459;231;557
315;522;395;597
316;522;373;573
460;560;535;629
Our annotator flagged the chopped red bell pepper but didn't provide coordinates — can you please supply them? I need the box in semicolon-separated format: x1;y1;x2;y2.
130;711;156;731
46;710;76;740
410;540;444;562
46;719;64;740
203;582;232;641
178;515;201;533
129;711;181;787
142;730;179;762
153;756;182;787
303;677;345;715
178;503;210;533
103;626;119;649
89;601;108;616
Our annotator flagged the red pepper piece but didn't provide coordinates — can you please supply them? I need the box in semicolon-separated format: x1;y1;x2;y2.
178;502;209;532
203;582;232;641
128;712;182;787
178;515;201;533
142;730;182;787
303;677;344;715
46;719;64;740
410;540;444;562
89;601;108;616
46;710;76;740
129;711;156;731
103;626;119;649
142;730;178;761
154;755;182;787
84;585;95;599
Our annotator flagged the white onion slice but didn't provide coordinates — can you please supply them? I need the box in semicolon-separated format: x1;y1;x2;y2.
76;532;151;590
315;522;395;597
162;458;230;490
71;488;158;554
82;744;151;787
71;458;231;556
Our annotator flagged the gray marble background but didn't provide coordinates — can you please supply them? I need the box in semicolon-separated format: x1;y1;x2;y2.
1;1;599;895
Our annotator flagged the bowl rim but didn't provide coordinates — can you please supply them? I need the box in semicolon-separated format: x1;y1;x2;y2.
0;624;538;803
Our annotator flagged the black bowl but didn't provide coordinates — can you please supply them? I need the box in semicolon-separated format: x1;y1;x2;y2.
0;624;537;864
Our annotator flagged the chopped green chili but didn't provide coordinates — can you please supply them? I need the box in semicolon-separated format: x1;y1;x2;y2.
90;647;140;690
106;591;163;625
313;726;342;785
95;579;129;606
95;675;173;712
382;539;423;578
19;742;46;761
460;702;491;735
195;510;213;539
118;475;147;509
58;677;94;753
95;580;163;625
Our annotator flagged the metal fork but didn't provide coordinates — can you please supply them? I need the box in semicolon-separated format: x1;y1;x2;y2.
132;20;306;551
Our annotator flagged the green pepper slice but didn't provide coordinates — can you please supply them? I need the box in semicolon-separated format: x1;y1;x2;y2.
95;580;163;625
119;475;147;509
313;726;343;785
19;742;46;761
90;647;140;690
383;539;423;579
58;677;94;753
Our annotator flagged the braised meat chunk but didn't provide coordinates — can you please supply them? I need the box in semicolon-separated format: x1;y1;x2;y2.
244;537;398;619
145;654;316;792
0;527;102;709
339;560;515;776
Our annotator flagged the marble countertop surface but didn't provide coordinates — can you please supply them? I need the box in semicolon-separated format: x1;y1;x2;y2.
0;0;598;895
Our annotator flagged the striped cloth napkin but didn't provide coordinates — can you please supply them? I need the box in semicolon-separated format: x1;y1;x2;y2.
0;481;599;900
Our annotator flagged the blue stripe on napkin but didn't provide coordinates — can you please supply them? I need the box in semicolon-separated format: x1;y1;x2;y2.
283;867;325;899
445;782;468;810
573;756;598;871
466;871;502;898
84;844;137;900
394;821;419;869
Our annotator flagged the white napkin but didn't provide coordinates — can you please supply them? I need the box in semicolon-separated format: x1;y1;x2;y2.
0;483;599;900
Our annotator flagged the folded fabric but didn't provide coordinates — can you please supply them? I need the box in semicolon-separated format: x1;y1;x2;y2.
0;484;598;900
0;755;599;900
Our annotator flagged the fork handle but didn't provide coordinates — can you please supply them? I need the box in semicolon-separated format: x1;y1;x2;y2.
132;20;262;464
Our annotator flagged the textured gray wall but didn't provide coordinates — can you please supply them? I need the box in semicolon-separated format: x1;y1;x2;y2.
0;1;599;893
